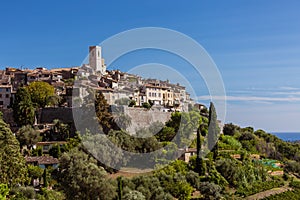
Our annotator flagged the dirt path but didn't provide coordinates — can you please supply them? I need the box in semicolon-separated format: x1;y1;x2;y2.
245;186;293;200
108;168;153;179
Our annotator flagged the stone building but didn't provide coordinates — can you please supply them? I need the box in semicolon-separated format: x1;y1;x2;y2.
0;85;13;108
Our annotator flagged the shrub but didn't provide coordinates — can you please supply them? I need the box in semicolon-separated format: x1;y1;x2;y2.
262;189;300;200
142;102;151;109
236;180;284;197
289;181;300;189
221;135;242;150
199;182;222;200
11;186;36;199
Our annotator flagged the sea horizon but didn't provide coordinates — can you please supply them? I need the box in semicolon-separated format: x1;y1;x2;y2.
270;132;300;142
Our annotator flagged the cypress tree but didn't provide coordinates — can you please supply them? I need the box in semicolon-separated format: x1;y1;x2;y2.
13;87;35;126
207;102;220;159
43;168;48;188
196;126;206;176
95;92;113;133
117;176;123;200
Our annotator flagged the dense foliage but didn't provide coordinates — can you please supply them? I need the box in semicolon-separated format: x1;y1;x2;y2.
0;116;28;187
58;148;117;200
236;180;284;197
3;96;300;199
262;181;300;200
26;81;55;108
13;87;35;126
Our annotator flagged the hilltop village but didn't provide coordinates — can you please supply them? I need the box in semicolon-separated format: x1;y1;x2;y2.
0;46;194;112
1;46;300;200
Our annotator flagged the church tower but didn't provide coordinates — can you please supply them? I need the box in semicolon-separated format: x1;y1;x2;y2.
89;46;106;75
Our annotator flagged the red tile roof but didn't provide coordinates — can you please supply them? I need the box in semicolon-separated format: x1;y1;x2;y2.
25;156;59;165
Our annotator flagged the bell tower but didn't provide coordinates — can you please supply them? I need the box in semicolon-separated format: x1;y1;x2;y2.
89;46;106;75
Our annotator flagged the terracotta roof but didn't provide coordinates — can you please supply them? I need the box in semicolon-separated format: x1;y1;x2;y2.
144;84;169;89
50;68;76;72
95;87;114;92
25;156;59;165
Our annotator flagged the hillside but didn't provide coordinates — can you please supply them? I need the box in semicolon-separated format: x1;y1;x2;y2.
0;97;300;200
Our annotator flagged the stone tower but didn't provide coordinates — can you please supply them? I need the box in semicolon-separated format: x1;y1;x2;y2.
89;46;106;75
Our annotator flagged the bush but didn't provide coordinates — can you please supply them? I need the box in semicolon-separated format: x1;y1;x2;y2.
262;189;300;200
223;123;238;136
128;100;136;107
199;182;222;200
27;164;44;180
11;186;36;199
0;184;9;199
36;188;65;200
186;171;200;189
142;102;151;109
239;132;255;141
289;181;300;189
236;180;284;197
221;135;242;150
285;160;300;174
123;190;146;200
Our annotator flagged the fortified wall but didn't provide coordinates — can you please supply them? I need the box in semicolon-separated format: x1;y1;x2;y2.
2;107;171;135
123;107;171;134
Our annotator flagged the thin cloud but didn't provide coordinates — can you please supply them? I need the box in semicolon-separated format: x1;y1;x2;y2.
228;87;300;96
278;86;300;91
197;95;300;102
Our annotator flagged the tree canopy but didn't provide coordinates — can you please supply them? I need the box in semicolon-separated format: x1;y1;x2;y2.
0;115;28;187
26;81;55;108
94;92;113;133
16;125;41;151
58;148;117;200
13;87;35;126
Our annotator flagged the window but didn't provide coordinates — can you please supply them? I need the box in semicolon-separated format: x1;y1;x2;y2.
0;101;3;105
158;93;161;97
0;94;2;98
43;145;49;151
5;94;9;98
6;88;9;92
149;92;151;97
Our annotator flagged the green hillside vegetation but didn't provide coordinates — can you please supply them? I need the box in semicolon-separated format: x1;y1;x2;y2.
1;93;300;199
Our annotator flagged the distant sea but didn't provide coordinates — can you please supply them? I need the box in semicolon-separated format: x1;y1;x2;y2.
271;132;300;142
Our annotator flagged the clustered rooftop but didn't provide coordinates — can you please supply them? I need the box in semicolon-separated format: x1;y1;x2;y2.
0;46;193;111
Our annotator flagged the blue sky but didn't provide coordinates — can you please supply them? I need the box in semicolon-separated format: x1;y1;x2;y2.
1;1;300;132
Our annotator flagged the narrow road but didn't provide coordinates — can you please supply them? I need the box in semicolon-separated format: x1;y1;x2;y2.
245;186;293;200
